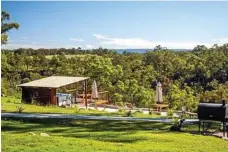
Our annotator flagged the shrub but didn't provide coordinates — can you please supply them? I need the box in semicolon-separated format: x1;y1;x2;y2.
75;104;79;113
16;106;25;113
167;109;174;118
61;105;66;108
32;98;38;105
148;108;153;115
126;110;133;117
119;108;125;113
169;117;181;131
7;99;11;103
134;110;141;114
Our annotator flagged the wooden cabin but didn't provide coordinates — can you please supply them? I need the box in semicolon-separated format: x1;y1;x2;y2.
17;76;90;107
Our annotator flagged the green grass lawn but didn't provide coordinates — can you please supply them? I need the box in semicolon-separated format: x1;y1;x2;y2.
1;96;123;116
2;119;228;152
1;97;161;118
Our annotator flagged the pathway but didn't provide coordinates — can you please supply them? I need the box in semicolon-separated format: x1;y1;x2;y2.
1;112;199;124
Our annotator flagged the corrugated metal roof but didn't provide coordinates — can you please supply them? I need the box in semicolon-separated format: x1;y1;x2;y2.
17;76;89;88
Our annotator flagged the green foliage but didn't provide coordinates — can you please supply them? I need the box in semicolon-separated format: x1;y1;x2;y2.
200;81;228;102
112;93;123;103
169;84;199;112
126;110;133;117
135;86;155;107
16;106;25;113
167;109;174;118
75;104;79;113
22;78;31;83
1;44;228;111
1;11;19;44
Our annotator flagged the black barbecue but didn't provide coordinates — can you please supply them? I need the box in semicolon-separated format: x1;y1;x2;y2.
197;100;228;137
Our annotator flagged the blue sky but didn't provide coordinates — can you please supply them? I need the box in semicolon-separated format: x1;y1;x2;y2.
2;1;228;49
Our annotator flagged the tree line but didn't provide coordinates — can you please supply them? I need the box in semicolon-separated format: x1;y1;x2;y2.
2;44;228;112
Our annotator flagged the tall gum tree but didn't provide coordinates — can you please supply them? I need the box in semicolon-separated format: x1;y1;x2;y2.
1;11;19;44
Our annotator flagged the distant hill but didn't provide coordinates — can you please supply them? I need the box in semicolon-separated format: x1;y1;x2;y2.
115;49;191;53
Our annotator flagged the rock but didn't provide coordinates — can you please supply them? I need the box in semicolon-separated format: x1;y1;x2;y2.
28;132;36;136
40;133;50;137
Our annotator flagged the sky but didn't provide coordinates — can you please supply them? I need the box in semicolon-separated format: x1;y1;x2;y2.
2;1;228;50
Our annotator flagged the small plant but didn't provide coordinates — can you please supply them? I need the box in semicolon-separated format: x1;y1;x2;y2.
170;110;186;132
173;117;179;126
126;110;133;117
170;117;181;131
61;105;66;108
148;108;153;115
167;109;174;118
16;106;25;113
31;98;38;105
75;104;79;113
118;108;124;112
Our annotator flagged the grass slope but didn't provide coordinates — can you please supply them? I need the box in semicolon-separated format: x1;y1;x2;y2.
1;97;123;116
2;119;228;152
1;97;160;118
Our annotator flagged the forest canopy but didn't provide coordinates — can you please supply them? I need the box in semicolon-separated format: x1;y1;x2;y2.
1;44;228;112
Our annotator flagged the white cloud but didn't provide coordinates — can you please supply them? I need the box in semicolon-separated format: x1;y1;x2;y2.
212;38;228;44
1;43;82;50
85;45;95;49
18;37;28;42
93;34;109;40
69;38;84;42
2;42;97;50
93;34;227;49
2;43;41;49
3;35;227;50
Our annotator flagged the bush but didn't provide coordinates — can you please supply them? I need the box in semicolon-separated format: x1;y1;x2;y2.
118;107;125;113
167;109;174;118
13;93;21;99
148;108;152;115
16;106;25;113
126;110;133;117
61;105;66;108
7;99;11;103
78;108;86;112
173;117;179;126
134;110;141;114
75;104;79;113
32;98;38;105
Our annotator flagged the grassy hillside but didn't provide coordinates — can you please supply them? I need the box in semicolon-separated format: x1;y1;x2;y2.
2;119;228;152
1;97;161;118
1;96;123;116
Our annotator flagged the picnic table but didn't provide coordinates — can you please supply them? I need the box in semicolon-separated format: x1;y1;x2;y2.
152;104;169;112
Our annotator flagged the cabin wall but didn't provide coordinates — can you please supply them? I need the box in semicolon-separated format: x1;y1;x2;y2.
22;87;33;104
21;87;56;105
50;88;56;105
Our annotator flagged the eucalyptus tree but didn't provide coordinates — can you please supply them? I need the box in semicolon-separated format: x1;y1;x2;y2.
1;11;19;44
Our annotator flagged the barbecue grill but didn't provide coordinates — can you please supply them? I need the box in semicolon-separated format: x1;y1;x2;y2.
197;100;228;137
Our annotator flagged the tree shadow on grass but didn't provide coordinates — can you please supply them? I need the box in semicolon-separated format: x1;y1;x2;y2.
2;117;172;143
179;121;223;136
